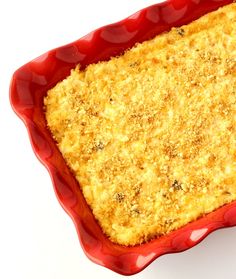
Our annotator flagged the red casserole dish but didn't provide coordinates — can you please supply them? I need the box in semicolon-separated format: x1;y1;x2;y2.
10;0;236;275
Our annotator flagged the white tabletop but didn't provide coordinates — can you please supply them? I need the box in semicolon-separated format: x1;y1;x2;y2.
1;0;235;278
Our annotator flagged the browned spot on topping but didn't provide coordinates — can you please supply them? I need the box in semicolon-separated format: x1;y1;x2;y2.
129;61;140;67
86;107;99;117
133;208;140;214
131;204;140;214
164;218;176;225
134;184;141;195
152;58;159;64
163;143;178;159
223;191;231;195
171;180;182;190
94;141;104;151
176;27;185;36
115;192;125;203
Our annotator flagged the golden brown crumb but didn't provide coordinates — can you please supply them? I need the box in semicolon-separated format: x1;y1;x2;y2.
44;3;236;246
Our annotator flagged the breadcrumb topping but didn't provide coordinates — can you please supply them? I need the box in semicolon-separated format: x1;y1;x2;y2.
44;3;236;246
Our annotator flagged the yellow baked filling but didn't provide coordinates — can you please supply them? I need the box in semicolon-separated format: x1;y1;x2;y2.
44;3;236;246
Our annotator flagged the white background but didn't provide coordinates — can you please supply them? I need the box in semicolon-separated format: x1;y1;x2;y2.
0;0;235;278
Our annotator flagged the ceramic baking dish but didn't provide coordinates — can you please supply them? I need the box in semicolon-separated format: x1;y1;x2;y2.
10;0;236;275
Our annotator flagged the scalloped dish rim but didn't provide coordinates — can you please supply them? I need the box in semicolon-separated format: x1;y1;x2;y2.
9;0;236;275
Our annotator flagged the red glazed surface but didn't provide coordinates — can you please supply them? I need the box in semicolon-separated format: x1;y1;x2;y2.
10;0;236;275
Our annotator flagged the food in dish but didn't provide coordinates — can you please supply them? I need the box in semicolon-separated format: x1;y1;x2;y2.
44;3;236;246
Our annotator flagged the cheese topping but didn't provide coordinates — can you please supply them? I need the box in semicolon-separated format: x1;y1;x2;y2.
44;3;236;246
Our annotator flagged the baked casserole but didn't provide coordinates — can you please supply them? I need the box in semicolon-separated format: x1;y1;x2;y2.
44;3;236;246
